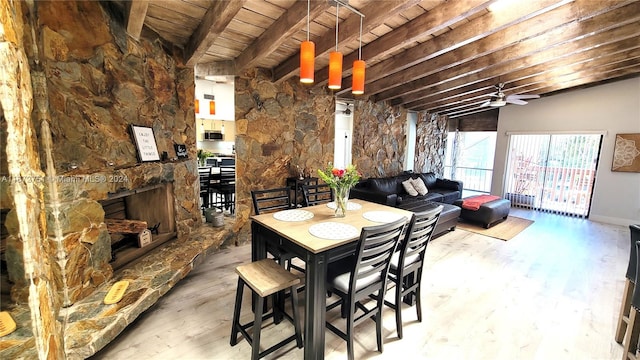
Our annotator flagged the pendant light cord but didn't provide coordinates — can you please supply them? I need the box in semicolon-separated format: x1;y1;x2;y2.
335;3;339;52
306;0;310;41
358;16;362;60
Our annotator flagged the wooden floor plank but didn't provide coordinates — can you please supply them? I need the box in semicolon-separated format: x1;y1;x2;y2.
91;209;628;359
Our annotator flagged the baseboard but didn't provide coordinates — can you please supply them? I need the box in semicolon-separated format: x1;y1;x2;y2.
589;214;637;227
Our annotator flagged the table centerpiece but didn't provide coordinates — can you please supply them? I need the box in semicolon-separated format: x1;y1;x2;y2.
317;163;361;217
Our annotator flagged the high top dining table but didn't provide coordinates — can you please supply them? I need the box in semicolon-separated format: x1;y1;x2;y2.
251;199;413;359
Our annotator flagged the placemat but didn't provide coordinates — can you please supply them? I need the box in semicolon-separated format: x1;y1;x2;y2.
272;209;314;222
308;222;359;240
362;211;406;223
326;201;362;211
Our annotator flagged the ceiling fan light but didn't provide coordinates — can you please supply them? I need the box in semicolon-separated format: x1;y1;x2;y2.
490;99;506;107
300;41;315;83
328;51;343;90
352;59;365;95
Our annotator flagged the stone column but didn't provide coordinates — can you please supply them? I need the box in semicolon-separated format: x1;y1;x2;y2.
0;1;65;358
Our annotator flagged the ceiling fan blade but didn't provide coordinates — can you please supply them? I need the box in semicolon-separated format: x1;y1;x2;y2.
507;94;540;100
507;98;528;105
480;100;491;107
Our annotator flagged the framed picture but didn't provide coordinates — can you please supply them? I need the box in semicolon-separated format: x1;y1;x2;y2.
612;133;640;172
130;125;160;162
174;144;188;159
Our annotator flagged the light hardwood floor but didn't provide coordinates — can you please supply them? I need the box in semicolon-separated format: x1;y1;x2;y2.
91;209;629;359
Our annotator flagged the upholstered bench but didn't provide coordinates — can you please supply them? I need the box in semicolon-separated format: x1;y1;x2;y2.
453;196;511;229
397;201;461;237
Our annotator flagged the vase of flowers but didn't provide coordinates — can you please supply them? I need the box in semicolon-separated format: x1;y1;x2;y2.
317;163;361;218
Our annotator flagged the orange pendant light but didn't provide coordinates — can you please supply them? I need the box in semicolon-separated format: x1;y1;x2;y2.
328;51;343;90
352;60;365;95
300;41;315;83
328;3;342;90
194;99;200;113
352;16;365;95
209;100;215;115
300;0;315;84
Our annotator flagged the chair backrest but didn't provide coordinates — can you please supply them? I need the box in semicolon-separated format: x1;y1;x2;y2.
633;240;640;309
301;183;333;207
198;167;212;193
397;205;443;273
213;166;236;186
220;158;235;166
251;187;292;214
629;224;640;281
349;217;407;302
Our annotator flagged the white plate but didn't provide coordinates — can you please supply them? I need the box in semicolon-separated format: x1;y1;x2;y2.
326;201;362;211
308;222;359;240
273;209;314;222
362;211;406;223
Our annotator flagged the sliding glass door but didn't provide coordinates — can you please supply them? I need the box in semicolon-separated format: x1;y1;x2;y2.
504;133;602;217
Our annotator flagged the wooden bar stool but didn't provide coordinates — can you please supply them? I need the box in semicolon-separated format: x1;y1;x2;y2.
230;259;303;359
617;225;640;343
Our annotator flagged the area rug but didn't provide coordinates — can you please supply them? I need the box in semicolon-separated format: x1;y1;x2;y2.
456;216;534;241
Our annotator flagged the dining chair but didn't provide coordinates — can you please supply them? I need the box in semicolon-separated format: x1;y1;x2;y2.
230;259;303;360
617;224;640;343
385;205;442;339
623;239;640;360
211;165;235;214
301;183;333;207
251;187;292;215
198;167;213;213
250;187;300;264
325;217;408;360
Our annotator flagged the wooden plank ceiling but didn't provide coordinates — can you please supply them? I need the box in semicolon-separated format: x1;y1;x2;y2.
122;0;640;119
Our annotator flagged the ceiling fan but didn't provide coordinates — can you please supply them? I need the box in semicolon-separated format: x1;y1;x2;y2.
481;83;540;107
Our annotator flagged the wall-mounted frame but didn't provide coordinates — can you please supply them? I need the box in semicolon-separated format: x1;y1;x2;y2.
130;125;160;162
174;144;188;159
612;133;640;172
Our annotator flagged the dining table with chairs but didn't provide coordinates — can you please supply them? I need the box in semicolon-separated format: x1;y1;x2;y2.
250;199;415;359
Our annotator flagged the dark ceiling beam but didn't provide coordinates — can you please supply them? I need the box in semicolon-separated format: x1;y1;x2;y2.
235;0;330;71
382;5;640;111
126;0;149;40
185;0;246;67
420;34;640;116
369;0;635;101
311;0;496;86
272;0;424;83
337;0;569;96
443;64;640;118
412;39;640;111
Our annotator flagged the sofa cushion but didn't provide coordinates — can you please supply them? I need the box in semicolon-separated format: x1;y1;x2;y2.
369;177;399;194
411;177;429;195
402;179;418;196
418;173;438;188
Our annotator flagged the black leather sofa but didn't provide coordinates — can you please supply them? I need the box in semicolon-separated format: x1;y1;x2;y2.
350;172;463;237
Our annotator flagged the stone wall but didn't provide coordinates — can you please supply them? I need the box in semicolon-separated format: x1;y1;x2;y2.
352;101;408;178
233;69;335;240
2;1;199;307
415;112;448;176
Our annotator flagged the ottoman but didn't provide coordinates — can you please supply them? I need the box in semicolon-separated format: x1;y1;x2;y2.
397;201;461;237
453;196;511;229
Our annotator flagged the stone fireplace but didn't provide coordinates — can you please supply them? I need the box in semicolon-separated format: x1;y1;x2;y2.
100;182;177;270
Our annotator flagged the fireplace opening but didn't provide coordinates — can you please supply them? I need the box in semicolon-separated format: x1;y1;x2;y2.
100;182;177;270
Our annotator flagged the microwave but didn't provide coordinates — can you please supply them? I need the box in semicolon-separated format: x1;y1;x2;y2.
203;130;223;141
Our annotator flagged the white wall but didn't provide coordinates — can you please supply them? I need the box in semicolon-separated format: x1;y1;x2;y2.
493;77;640;226
195;78;234;121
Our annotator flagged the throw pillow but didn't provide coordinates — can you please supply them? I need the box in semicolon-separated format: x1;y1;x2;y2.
411;177;429;196
402;179;418;196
